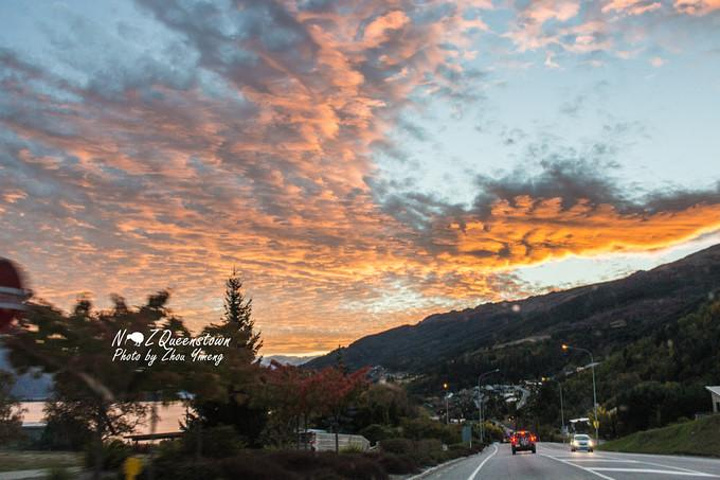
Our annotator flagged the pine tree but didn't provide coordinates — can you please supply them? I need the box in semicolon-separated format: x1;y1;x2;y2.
223;267;262;359
335;346;348;375
192;268;267;447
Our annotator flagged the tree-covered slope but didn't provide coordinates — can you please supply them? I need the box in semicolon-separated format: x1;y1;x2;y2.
599;415;720;457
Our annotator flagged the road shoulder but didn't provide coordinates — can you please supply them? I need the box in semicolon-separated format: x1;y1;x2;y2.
404;444;498;480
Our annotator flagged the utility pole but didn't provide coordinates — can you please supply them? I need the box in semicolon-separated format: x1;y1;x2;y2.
542;376;566;442
443;382;450;425
477;369;500;444
563;344;599;441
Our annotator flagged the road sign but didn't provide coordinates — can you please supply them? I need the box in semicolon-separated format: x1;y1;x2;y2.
593;420;600;429
462;425;472;444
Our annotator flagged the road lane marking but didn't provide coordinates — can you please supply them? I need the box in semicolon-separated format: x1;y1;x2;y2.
467;443;498;480
590;468;719;477
598;451;720;477
541;453;616;480
544;443;720;479
606;459;720;477
561;459;641;463
602;450;720;466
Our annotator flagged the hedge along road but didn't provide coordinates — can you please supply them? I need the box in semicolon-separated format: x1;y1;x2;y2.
417;442;720;480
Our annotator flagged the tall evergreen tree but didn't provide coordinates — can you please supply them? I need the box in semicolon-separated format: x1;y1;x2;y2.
223;267;262;360
193;268;266;447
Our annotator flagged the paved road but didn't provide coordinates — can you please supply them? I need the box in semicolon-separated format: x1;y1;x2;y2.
418;443;720;480
0;467;81;480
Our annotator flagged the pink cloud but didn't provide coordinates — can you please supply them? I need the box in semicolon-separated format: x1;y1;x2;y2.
674;0;720;14
602;0;663;16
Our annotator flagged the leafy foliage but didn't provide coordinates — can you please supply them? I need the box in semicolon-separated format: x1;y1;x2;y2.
523;300;720;438
258;361;369;450
3;294;191;442
0;371;23;445
600;415;720;457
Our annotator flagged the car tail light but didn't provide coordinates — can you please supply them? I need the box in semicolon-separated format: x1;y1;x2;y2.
530;435;537;442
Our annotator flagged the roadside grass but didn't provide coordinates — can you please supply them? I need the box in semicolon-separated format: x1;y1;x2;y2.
0;450;82;472
599;415;720;457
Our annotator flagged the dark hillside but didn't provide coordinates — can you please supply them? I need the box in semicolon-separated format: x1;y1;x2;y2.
307;244;720;374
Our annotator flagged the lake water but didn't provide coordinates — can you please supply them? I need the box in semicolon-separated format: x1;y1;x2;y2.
19;401;189;435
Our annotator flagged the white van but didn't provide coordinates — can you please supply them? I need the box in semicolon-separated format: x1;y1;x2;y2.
300;429;370;452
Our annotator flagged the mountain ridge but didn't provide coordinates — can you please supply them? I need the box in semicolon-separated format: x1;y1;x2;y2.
307;244;720;373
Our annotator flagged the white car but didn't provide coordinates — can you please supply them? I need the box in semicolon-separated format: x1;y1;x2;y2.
570;434;594;452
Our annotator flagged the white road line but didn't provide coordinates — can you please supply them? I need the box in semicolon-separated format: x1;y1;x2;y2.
597;450;720;476
602;451;720;466
541;453;616;480
544;444;720;479
561;459;641;463
640;460;717;477
467;443;499;480
590;468;719;477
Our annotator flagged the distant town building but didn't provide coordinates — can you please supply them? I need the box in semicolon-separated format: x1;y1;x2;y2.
706;386;720;413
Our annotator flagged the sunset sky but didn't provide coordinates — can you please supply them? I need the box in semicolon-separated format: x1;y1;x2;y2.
1;0;719;355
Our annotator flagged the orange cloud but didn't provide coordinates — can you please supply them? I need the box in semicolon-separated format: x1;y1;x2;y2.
1;0;720;355
450;198;720;268
361;11;411;48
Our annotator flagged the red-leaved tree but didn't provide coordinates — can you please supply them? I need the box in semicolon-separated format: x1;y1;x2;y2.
315;366;369;452
260;362;368;451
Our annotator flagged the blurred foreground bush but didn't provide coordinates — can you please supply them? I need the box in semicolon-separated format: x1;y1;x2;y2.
84;439;131;471
150;450;387;480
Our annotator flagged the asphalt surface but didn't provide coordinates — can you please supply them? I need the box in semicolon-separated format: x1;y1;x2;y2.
418;443;720;480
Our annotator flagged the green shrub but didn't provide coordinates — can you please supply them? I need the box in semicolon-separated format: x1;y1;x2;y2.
150;458;223;480
150;451;389;480
84;439;132;470
373;453;417;474
401;417;461;445
267;450;329;474
181;425;244;458
40;414;93;451
448;443;471;457
359;424;397;444
330;454;387;480
221;454;302;480
379;438;414;455
414;438;444;465
154;438;183;462
482;421;505;443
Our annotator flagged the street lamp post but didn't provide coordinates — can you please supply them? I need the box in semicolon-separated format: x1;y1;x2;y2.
562;344;599;441
542;376;566;442
477;369;500;444
443;382;450;425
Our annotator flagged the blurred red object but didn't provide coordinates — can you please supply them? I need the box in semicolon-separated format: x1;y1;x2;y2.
0;258;27;331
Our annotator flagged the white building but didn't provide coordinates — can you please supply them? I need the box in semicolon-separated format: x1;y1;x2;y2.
706;386;720;413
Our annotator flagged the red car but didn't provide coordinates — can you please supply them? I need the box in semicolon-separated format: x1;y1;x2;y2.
510;430;537;455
